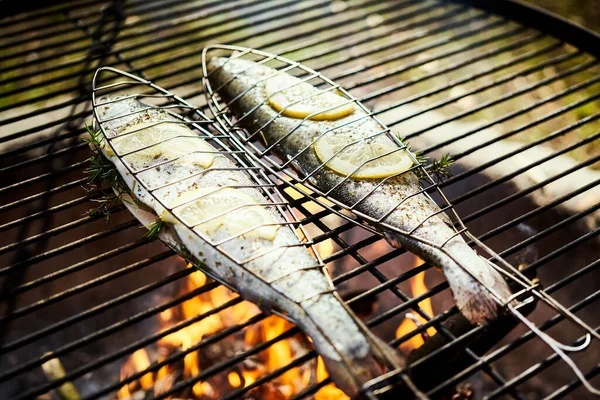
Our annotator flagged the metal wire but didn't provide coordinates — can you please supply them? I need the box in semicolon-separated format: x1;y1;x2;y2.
87;66;422;398
2;1;599;399
201;44;600;396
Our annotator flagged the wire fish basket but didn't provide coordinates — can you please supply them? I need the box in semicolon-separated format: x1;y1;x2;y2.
200;44;600;397
90;66;425;399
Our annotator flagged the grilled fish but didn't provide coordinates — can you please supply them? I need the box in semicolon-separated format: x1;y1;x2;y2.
93;96;405;397
206;56;513;325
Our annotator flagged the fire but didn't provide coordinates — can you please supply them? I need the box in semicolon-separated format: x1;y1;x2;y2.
228;371;242;388
117;246;436;398
395;257;437;352
315;357;349;400
117;348;154;398
118;259;348;399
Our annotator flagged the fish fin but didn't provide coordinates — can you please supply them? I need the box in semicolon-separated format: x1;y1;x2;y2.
320;329;406;398
382;230;404;249
458;290;503;325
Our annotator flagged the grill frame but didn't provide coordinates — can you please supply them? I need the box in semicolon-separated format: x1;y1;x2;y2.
1;0;592;400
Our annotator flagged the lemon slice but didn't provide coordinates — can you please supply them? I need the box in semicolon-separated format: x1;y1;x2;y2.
161;188;279;240
106;122;214;168
314;133;413;179
265;74;354;121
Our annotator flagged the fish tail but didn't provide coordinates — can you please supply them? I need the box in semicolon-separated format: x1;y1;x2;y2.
437;241;512;325
385;231;512;326
300;293;405;397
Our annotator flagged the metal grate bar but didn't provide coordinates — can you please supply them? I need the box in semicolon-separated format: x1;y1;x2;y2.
83;313;267;400
370;46;578;117
12;237;146;297
0;250;178;354
0;110;90;145
0;0;99;30
465;158;600;226
0;194;94;233
0;0;296;86
442;98;600;167
12;191;596;399
359;32;553;103
223;351;316;400
427;276;600;396
488;324;598;398
0;142;88;174
545;332;600;399
3;278;221;395
0;217;135;277
419;71;600;157
0;0;272;89
0;161;86;195
0;0;209;52
0;178;86;213
0;208;108;257
154;326;301;400
400;60;599;141
454;131;600;211
344;25;527;91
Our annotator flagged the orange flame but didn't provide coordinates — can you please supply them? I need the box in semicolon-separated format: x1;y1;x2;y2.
118;249;356;399
315;356;349;400
118;348;154;398
228;371;242;388
396;257;437;351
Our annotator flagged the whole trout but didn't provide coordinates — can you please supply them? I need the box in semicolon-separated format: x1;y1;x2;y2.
206;56;512;325
94;96;404;397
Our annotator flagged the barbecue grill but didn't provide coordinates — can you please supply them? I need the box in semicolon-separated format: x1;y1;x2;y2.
1;1;599;399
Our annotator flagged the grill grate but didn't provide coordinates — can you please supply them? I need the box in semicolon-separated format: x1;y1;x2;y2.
1;0;599;399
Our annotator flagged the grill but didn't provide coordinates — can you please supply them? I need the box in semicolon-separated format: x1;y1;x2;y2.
1;0;599;399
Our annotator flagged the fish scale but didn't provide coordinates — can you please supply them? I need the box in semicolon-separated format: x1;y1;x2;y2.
95;96;404;398
206;56;513;325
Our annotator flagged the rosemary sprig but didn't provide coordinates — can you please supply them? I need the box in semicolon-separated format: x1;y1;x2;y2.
84;125;122;187
85;189;123;223
428;153;454;181
398;135;454;182
143;219;165;241
84;123;125;222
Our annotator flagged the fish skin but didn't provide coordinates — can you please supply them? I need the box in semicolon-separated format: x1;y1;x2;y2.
95;96;404;397
206;57;513;325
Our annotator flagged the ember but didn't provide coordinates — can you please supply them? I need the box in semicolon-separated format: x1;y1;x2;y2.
117;248;440;400
117;259;349;399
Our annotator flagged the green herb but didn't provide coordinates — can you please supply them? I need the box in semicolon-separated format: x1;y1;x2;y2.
428;153;454;181
143;219;165;241
85;189;123;223
398;135;453;182
84;124;122;187
83;123;125;222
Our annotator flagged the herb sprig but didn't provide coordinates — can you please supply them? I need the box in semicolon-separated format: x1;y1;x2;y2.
398;135;454;182
84;124;125;222
143;219;165;241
